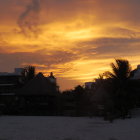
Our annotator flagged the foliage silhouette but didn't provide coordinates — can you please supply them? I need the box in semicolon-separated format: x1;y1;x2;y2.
105;59;133;118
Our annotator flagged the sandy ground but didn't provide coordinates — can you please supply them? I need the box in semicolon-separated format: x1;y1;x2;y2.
0;113;140;140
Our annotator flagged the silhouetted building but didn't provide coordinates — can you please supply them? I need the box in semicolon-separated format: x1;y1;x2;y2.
0;68;24;95
132;65;140;79
0;68;60;115
0;68;24;114
16;72;60;115
18;72;59;95
85;82;94;89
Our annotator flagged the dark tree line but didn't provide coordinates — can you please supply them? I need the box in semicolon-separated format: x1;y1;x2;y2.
1;60;140;119
104;59;134;119
62;59;140;120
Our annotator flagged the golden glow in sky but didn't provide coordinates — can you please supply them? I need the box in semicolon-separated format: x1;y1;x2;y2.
0;0;140;90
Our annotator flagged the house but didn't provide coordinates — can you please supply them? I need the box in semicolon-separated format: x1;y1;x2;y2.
85;82;94;89
0;68;24;114
0;68;24;95
0;68;60;115
16;72;60;115
17;72;59;95
132;65;140;80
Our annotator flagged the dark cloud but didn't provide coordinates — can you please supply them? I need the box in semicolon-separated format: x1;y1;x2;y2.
0;50;78;72
103;27;140;38
17;0;40;37
43;0;140;24
75;37;140;60
1;0;140;25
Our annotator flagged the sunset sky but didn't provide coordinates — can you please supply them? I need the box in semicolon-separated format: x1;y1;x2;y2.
0;0;140;90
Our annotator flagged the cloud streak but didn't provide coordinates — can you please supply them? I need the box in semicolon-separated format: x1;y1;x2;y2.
17;0;40;37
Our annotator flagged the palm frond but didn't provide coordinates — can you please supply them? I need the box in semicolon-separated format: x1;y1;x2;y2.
109;59;131;80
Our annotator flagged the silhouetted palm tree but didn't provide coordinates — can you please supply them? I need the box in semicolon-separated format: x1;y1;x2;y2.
106;59;131;81
106;59;133;118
